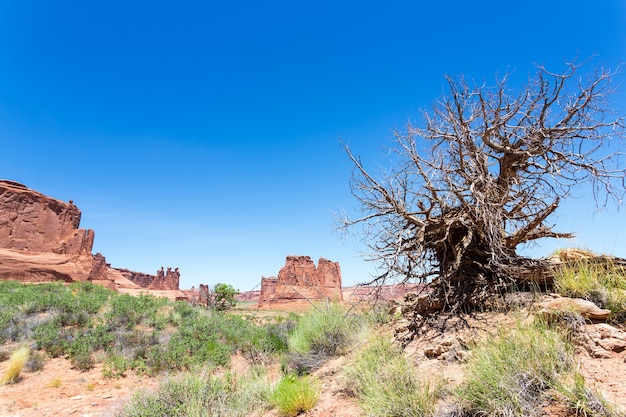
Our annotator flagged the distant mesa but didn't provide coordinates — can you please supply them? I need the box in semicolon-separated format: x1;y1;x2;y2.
258;255;343;307
114;266;181;291
0;180;183;298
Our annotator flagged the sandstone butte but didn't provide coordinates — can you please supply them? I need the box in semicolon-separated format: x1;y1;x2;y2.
0;180;183;299
258;255;343;307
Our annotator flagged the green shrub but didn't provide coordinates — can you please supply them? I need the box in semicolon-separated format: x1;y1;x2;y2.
144;309;289;374
103;354;131;379
0;346;29;384
161;314;232;371
34;319;71;358
59;311;90;327
458;319;573;416
115;373;222;416
144;345;168;376
0;308;14;343
70;281;112;314
115;328;157;352
346;336;438;417
270;374;320;417
265;319;296;352
208;312;292;364
25;351;46;372
0;311;24;342
363;301;397;325
88;323;116;350
211;283;239;311
106;293;168;330
69;337;95;371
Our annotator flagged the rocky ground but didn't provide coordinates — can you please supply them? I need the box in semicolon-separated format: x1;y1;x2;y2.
1;301;626;417
399;312;626;413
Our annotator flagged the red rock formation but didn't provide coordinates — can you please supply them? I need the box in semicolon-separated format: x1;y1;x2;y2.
113;267;180;291
90;252;115;290
0;180;184;297
116;268;156;288
258;255;343;306
0;180;94;254
0;180;108;285
259;276;279;304
148;266;180;290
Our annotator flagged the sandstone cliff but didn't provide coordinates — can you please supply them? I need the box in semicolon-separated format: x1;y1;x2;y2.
0;180;183;297
0;180;94;254
0;180;111;285
112;267;179;291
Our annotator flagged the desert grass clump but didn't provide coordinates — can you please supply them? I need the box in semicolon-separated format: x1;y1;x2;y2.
48;377;62;388
116;368;272;417
554;257;626;316
270;374;320;417
457;319;572;416
0;346;30;384
116;373;226;416
346;336;438;417
287;303;364;373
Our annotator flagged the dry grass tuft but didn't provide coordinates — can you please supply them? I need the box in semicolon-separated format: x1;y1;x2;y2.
0;346;30;384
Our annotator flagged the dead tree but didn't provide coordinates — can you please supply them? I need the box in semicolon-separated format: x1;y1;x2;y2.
340;63;625;314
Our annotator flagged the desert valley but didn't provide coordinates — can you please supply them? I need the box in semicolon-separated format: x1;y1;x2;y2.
1;181;626;417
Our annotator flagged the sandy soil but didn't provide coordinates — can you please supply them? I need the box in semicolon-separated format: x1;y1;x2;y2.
0;357;158;417
0;351;361;417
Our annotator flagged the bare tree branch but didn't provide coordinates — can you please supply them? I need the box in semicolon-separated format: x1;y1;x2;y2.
339;63;625;313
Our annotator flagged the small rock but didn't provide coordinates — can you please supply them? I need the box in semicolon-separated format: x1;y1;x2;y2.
537;296;611;320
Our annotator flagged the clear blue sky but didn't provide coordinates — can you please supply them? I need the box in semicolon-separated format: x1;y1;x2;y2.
1;1;625;291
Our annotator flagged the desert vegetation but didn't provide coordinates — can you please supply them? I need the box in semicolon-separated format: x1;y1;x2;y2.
346;336;439;417
0;281;292;377
553;250;626;318
2;269;626;416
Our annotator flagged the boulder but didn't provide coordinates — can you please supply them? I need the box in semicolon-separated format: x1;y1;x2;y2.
537;295;611;321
